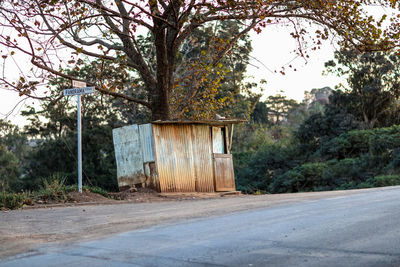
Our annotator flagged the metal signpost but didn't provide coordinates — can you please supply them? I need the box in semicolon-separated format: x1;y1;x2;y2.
63;81;94;193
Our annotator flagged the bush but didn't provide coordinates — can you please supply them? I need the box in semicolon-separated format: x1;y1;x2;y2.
269;162;327;193
322;156;375;189
235;144;294;193
237;125;400;194
369;127;400;155
35;173;69;201
0;145;20;192
269;156;386;193
0;192;29;210
22;126;119;192
315;125;400;160
372;175;400;187
82;185;109;197
315;130;372;160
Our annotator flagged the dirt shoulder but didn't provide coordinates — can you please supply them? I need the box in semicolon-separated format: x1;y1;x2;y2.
1;186;396;260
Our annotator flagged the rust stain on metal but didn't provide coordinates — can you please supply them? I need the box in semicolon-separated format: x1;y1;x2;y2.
152;124;215;192
191;125;214;192
151;119;246;126
143;162;160;192
113;121;239;193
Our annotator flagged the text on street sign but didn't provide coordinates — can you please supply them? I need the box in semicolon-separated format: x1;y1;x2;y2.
63;87;94;96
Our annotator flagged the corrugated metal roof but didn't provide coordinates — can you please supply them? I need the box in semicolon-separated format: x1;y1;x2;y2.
151;119;246;126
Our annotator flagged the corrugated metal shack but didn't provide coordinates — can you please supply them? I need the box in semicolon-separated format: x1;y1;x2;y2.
112;120;243;193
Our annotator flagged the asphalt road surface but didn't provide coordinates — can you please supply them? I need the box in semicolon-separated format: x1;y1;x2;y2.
2;186;400;266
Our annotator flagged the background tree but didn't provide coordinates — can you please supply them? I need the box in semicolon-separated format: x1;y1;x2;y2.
0;119;28;191
21;91;120;191
0;119;28;160
16;19;258;191
0;144;20;192
19;62;128;190
325;50;400;129
0;0;398;120
265;94;299;125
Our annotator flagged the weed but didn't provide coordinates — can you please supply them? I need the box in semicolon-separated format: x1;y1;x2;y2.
35;173;68;201
0;191;31;210
82;185;109;198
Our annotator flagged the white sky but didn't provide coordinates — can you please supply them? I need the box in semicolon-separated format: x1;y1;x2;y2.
247;28;344;102
0;26;344;126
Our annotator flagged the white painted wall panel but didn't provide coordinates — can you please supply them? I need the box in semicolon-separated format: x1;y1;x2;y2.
112;124;145;188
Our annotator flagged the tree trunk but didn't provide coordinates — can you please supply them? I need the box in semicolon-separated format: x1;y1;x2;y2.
151;17;178;121
151;86;170;121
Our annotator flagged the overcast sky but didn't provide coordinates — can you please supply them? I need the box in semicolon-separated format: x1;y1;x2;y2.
247;27;344;102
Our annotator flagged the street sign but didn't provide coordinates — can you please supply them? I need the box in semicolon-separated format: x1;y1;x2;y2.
63;87;94;96
72;80;86;88
64;81;94;193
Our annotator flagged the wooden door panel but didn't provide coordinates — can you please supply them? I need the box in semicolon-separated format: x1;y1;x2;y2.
213;153;236;191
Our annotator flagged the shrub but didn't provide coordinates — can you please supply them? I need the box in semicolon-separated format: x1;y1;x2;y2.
82;185;109;197
35;173;68;201
269;162;327;193
0;192;29;210
322;156;375;189
235;144;294;193
269;156;384;193
315;130;372;160
0;145;20;192
372;175;400;187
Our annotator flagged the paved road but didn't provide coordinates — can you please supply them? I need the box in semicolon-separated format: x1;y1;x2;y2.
2;187;400;266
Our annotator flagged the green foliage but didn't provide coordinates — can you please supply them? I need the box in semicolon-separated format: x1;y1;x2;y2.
0;171;111;209
22;126;118;191
20;62;124;192
238;123;400;194
250;101;269;124
0;119;28;160
0;191;28;210
0;144;20;192
265;94;300;125
232;124;277;155
36;173;69;201
235;144;295;193
269;156;379;193
325;50;400;129
269;162;327;193
371;175;400;187
314;125;400;160
82;185;109;198
296;102;362;147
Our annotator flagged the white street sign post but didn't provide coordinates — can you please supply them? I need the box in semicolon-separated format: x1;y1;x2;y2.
63;81;94;193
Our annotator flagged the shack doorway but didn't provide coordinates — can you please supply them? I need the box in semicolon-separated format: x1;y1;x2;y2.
211;126;235;191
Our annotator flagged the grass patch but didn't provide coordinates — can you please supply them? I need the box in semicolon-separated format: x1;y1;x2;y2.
81;185;109;197
1;173;113;210
0;191;32;210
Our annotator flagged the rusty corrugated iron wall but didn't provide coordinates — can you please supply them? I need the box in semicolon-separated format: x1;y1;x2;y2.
191;125;214;192
152;124;214;192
